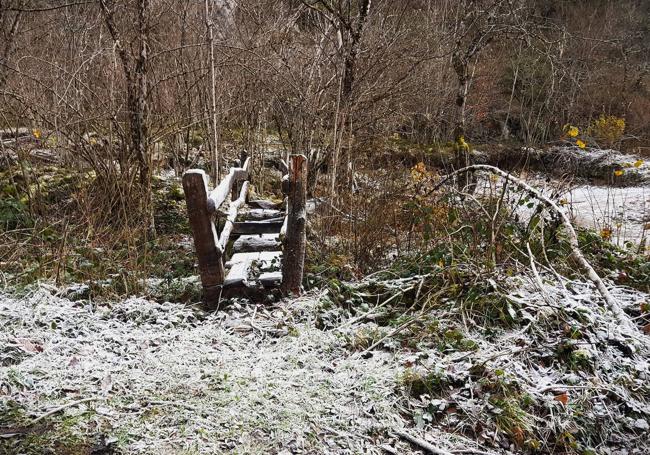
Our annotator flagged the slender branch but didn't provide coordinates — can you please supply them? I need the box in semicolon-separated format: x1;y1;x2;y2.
434;165;627;324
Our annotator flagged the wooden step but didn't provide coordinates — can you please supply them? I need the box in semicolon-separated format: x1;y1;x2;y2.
224;251;282;289
233;234;281;253
225;251;282;270
233;219;283;235
259;271;282;288
223;254;255;288
248;199;282;210
239;208;283;221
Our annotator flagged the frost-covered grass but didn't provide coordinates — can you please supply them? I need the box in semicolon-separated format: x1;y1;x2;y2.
318;266;650;454
0;288;409;454
1;269;649;455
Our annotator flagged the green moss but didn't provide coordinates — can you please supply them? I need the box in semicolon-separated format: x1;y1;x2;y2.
399;367;451;397
0;197;32;229
0;401;100;455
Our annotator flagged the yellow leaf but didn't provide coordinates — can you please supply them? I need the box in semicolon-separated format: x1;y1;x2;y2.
32;128;41;139
600;227;612;240
576;139;586;149
559;198;568;206
567;126;579;138
614;169;624;177
410;162;428;182
634;159;644;168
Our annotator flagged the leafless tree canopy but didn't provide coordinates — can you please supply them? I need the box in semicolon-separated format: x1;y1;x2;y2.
1;0;648;218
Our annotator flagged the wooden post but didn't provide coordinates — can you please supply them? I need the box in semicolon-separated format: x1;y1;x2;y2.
281;154;307;295
182;169;224;307
231;151;249;202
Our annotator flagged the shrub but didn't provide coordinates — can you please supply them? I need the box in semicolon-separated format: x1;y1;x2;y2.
589;114;625;147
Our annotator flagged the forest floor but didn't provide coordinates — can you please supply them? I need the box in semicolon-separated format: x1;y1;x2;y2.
1;271;649;454
1;144;650;454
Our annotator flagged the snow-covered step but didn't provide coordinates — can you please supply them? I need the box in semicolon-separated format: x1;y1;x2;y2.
240;208;283;221
259;271;282;288
233;234;281;253
224;251;282;289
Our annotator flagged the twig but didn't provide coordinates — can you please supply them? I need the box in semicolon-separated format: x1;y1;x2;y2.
526;242;555;307
357;317;418;356
393;429;453;455
30;397;101;426
380;444;400;454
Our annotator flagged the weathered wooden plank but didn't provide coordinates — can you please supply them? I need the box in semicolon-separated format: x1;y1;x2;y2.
281;155;307;295
218;181;250;251
207;160;250;213
248;199;282;210
224;260;252;288
225;252;259;268
207;167;235;213
240;209;283;221
233;234;281;253
232;219;283;235
259;271;282;288
223;251;281;289
182;169;224;306
225;251;281;268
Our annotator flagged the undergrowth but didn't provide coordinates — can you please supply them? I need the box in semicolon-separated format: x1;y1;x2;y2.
308;165;650;454
0;162;197;302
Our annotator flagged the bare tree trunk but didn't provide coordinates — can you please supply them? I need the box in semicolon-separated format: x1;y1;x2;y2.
0;8;21;91
452;53;469;146
327;0;371;196
100;0;152;225
133;0;150;189
205;0;220;185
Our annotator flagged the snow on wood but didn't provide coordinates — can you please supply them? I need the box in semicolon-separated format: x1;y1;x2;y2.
259;271;282;287
232;234;281;253
241;208;283;220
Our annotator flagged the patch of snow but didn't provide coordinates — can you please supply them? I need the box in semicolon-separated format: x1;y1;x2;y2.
565;185;649;245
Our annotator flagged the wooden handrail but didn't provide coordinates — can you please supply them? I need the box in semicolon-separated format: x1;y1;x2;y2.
184;153;306;305
218;180;250;251
207;157;250;213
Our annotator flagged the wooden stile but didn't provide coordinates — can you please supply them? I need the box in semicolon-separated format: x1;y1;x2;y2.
183;152;305;305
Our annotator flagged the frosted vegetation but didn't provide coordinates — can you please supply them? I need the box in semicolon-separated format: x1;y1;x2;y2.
2;268;649;453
